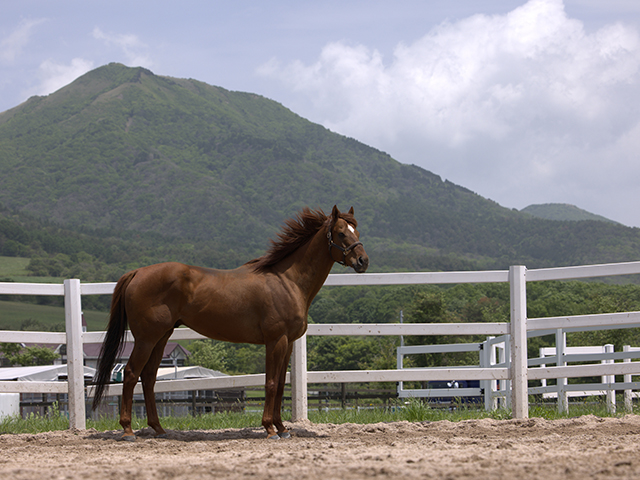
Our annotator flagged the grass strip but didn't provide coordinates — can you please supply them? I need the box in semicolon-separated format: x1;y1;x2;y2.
1;397;635;435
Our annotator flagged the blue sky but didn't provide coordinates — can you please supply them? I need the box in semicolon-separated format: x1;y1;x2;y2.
2;0;640;227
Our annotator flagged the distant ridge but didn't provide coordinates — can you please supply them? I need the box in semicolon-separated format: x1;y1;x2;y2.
521;203;619;224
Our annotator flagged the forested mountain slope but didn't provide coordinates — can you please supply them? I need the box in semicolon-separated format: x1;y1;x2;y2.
0;63;639;274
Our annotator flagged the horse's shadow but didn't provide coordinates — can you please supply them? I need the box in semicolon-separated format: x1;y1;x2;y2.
86;424;326;442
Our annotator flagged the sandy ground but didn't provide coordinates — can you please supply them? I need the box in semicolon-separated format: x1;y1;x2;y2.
1;415;640;479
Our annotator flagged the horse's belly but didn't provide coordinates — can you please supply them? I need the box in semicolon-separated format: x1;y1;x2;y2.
184;316;265;345
180;291;266;344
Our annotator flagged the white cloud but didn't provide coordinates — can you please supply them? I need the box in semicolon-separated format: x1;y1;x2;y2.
259;0;640;226
34;58;95;96
0;18;45;63
92;27;152;68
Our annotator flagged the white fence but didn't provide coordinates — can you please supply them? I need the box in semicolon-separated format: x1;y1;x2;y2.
2;261;640;430
395;336;640;413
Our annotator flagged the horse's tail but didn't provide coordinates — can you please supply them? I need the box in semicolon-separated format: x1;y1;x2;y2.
91;269;137;411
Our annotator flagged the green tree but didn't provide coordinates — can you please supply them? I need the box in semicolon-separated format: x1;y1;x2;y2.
0;343;21;363
0;343;59;366
186;340;227;371
404;290;482;368
224;344;266;374
308;336;399;371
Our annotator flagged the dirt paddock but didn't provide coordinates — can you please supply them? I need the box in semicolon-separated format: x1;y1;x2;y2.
1;415;640;479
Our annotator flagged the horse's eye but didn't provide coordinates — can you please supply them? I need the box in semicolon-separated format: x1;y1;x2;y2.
338;232;345;239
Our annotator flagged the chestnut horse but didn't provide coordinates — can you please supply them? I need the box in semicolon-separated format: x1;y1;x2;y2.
91;206;368;440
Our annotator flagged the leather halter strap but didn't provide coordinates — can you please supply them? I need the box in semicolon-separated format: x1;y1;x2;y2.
327;226;363;266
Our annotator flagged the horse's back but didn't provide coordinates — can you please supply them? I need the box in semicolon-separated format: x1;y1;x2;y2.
126;262;191;301
123;262;271;344
125;261;236;309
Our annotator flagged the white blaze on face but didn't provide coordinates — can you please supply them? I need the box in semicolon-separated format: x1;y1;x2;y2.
347;224;355;234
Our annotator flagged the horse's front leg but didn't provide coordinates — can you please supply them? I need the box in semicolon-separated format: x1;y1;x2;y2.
273;343;294;438
262;335;289;439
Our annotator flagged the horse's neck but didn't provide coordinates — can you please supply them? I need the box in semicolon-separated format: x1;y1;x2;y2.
280;227;334;305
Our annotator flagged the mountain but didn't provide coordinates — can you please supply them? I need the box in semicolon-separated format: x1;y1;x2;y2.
521;204;619;224
1;63;640;275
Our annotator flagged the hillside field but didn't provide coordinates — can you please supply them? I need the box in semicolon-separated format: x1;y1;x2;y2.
0;300;109;332
0;256;29;278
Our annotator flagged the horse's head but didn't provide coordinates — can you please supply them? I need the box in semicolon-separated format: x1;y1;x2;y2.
328;205;369;273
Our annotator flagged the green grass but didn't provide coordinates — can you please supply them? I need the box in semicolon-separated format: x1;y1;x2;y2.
0;300;109;331
1;397;636;435
0;257;30;278
0;257;89;331
527;401;627;420
0;256;65;283
0;403;71;433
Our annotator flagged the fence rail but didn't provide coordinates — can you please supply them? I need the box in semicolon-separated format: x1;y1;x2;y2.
3;260;640;429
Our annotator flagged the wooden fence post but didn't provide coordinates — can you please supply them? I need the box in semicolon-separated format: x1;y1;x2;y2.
501;340;511;410
64;279;86;430
556;329;568;414
624;345;633;412
509;266;529;419
604;343;616;414
481;337;494;411
291;334;308;421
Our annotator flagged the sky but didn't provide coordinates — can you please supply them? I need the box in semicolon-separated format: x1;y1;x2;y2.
2;0;640;227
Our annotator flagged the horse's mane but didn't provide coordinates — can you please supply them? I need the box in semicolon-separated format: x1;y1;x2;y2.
247;207;357;273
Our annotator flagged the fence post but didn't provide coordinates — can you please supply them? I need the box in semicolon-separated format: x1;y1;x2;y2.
624;345;633;412
509;265;528;419
604;343;616;414
501;340;511;410
481;337;494;411
556;329;568;414
64;279;86;430
290;334;308;421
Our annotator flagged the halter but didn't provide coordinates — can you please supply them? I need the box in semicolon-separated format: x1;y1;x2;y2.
327;224;363;266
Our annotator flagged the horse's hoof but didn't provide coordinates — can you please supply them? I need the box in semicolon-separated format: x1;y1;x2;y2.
120;435;136;442
278;431;291;439
155;433;168;439
267;434;281;440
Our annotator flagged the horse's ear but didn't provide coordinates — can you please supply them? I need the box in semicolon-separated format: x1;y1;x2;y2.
331;205;340;221
348;206;354;215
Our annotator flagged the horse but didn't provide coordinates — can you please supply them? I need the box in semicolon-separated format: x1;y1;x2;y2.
91;205;369;440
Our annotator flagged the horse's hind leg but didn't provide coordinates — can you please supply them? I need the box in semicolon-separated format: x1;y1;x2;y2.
140;329;173;438
120;340;156;440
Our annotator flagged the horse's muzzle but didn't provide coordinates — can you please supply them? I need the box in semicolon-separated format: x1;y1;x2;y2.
352;253;369;273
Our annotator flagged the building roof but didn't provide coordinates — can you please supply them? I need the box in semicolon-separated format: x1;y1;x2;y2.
15;342;190;360
155;366;229;380
0;365;96;382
